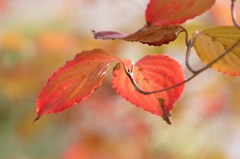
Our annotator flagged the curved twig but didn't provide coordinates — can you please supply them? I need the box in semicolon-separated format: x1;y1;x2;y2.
231;0;240;29
175;26;197;73
182;28;197;73
124;39;240;95
185;32;198;74
124;65;195;95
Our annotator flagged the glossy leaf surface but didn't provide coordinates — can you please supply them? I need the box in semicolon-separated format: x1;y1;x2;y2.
112;54;185;124
35;49;122;122
194;26;240;76
145;0;216;26
92;25;183;46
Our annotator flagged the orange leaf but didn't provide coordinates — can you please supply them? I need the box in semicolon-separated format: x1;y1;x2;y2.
92;25;183;46
145;0;216;26
112;54;185;124
35;49;122;122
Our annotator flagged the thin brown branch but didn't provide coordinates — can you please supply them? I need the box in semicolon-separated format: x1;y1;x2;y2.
231;0;240;29
124;38;240;95
124;65;195;95
183;28;196;73
185;33;198;74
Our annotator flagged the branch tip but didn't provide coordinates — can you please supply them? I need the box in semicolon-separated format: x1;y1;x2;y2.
231;0;240;29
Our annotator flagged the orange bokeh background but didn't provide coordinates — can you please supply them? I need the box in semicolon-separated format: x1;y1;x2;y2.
0;0;240;159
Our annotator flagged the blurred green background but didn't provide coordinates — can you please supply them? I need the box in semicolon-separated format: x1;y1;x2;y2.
0;0;240;159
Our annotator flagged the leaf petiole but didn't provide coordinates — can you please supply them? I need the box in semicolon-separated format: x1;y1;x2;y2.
157;98;172;125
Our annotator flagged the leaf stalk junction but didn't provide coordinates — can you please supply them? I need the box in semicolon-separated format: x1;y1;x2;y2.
124;1;240;96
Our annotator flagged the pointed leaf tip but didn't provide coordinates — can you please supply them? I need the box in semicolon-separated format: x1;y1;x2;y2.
91;30;128;40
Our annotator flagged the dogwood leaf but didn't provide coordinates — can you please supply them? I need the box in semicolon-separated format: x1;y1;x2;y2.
112;54;185;124
92;25;183;46
193;26;240;76
145;0;216;26
34;49;122;122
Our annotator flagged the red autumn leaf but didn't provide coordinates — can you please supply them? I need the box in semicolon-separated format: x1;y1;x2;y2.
92;25;183;46
145;0;216;26
112;54;185;124
34;49;122;122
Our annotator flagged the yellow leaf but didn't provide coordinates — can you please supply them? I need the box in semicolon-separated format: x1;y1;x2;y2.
193;26;240;76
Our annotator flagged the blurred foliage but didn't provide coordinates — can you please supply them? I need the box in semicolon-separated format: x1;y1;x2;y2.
0;0;240;159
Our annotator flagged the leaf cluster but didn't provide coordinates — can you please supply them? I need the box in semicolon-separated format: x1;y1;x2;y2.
34;0;240;124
